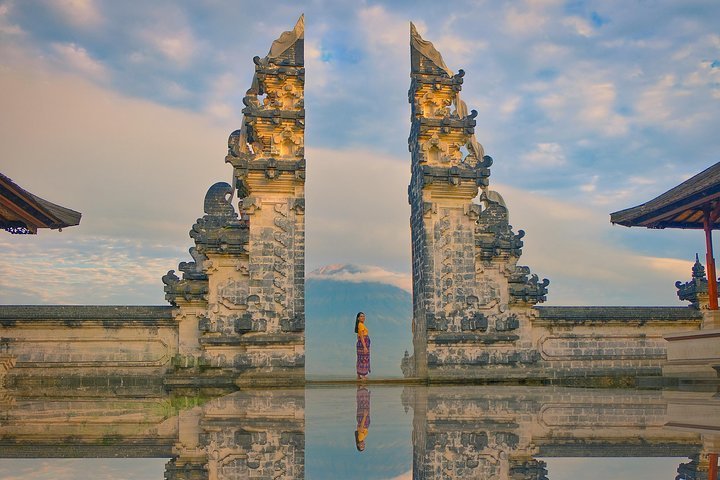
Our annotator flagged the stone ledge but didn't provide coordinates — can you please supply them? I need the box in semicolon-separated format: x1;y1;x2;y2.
0;305;173;319
0;305;175;327
534;306;702;324
0;443;174;458
199;333;303;346
537;442;701;458
665;328;720;341
429;333;519;345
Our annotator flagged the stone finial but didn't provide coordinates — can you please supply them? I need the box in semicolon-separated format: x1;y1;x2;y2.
676;253;711;309
410;22;453;76
692;252;706;279
265;14;304;63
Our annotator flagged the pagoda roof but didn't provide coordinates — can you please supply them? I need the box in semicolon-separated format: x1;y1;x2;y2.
610;162;720;229
0;173;81;234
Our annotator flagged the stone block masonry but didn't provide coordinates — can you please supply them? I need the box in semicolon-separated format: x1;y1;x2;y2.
0;305;175;390
403;24;704;382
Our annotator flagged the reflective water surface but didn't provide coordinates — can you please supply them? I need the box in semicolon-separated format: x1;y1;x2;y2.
0;384;718;479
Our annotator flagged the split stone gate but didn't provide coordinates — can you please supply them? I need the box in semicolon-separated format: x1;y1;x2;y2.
0;16;710;388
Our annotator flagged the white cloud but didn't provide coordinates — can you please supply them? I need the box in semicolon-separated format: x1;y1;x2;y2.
163;80;191;101
579;175;598;193
132;7;198;68
0;2;22;35
504;0;563;36
147;31;196;66
628;176;656;186
537;75;628;136
522;142;566;167
308;264;412;293
45;0;103;28
202;72;242;122
634;74;675;124
433;34;484;67
384;471;412;480
562;16;594;37
305;147;410;274
0;52;232;274
505;6;548;35
499;95;521;117
0;236;178;304
357;5;410;71
359;5;408;52
51;42;107;80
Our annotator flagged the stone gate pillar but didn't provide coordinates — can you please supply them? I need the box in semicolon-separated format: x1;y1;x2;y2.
405;24;548;381
164;16;305;386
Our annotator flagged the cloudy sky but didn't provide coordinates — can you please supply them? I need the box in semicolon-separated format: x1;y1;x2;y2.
1;0;719;306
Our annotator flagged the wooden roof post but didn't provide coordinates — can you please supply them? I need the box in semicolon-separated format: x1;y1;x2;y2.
704;208;718;310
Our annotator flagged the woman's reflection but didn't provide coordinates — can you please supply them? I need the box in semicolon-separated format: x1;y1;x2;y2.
354;385;371;452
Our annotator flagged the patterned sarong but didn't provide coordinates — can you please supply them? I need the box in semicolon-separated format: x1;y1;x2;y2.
356;386;371;428
356;336;371;376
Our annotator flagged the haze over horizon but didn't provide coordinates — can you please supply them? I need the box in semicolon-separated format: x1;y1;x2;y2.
1;0;719;308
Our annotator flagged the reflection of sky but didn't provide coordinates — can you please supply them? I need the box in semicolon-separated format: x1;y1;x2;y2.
0;458;167;480
1;1;719;308
306;385;413;479
543;457;686;480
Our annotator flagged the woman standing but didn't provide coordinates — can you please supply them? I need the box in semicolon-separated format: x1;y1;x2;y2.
355;312;370;380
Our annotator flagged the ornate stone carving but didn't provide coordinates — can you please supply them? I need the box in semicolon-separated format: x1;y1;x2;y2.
190;182;248;256
217;279;249;308
676;254;712;309
509;266;550;305
476;190;525;261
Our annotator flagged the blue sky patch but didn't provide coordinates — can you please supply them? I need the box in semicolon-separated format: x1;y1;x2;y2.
590;11;609;27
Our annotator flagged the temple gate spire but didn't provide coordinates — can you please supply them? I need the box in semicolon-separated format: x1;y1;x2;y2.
163;15;306;386
404;24;549;380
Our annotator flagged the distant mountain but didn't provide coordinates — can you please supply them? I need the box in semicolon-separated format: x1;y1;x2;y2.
306;265;413;379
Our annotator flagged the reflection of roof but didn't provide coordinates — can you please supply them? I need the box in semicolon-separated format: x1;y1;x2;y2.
0;173;81;234
610;162;720;229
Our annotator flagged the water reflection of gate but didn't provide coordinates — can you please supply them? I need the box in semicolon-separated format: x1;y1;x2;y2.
403;386;720;480
0;387;305;480
0;385;718;479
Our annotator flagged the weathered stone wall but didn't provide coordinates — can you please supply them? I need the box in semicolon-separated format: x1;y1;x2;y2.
405;25;705;382
0;305;176;387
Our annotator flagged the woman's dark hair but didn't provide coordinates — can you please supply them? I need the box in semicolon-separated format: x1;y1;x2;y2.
354;311;364;333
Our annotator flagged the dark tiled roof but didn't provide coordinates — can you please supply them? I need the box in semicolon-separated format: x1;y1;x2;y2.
610;162;720;229
534;306;702;322
0;173;81;234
